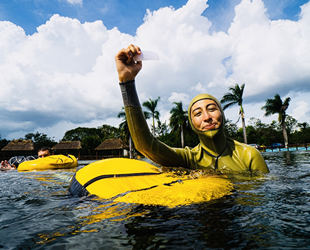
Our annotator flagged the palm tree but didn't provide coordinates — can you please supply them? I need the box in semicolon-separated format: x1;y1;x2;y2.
169;101;188;148
220;83;247;144
142;97;161;137
118;107;151;158
156;120;169;137
118;107;133;158
297;122;309;131
261;94;291;148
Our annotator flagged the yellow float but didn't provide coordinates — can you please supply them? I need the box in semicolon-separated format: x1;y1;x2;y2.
18;154;78;171
68;158;234;208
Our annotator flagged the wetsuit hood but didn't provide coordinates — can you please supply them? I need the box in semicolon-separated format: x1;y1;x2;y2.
188;93;227;155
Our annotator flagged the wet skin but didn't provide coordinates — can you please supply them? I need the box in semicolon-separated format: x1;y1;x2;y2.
38;150;51;158
191;99;222;131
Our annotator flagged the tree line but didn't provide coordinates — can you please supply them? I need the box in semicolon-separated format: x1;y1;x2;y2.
1;83;309;155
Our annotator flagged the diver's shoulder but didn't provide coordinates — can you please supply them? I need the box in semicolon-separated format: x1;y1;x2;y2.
227;138;259;152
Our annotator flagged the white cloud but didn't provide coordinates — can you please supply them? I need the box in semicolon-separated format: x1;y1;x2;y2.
168;92;190;104
1;0;310;140
0;14;130;138
64;0;83;6
292;100;310;122
190;82;207;93
227;0;310;100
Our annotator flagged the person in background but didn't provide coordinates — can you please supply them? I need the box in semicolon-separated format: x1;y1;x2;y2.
0;146;53;170
115;44;269;174
37;146;53;158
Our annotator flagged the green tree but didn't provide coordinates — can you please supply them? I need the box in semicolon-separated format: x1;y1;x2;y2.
0;135;10;151
118;107;129;143
81;135;102;156
297;122;309;130
118;107;153;158
118;107;133;158
261;94;291;148
283;115;297;135
62;127;103;142
224;119;239;139
62;125;120;156
142;97;161;137
245;125;258;144
98;124;121;139
24;131;57;150
292;122;310;143
62;127;103;155
248;118;282;146
169;101;188;148
155;120;169;137
220;83;247;144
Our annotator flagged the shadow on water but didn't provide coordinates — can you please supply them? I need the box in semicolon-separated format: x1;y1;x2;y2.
0;151;310;249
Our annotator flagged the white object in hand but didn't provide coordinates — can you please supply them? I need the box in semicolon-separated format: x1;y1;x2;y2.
133;50;159;61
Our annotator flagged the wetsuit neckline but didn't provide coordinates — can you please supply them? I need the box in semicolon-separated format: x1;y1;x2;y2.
203;142;227;170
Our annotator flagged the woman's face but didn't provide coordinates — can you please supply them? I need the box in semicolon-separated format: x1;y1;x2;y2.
190;99;223;131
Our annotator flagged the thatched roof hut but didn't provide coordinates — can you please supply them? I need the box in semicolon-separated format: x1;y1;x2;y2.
52;141;82;150
1;139;35;157
95;138;129;158
52;141;82;158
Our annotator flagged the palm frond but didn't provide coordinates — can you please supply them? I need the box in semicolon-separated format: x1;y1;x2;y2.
220;83;245;110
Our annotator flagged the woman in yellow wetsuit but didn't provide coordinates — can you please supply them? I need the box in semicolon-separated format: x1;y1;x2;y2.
115;44;269;174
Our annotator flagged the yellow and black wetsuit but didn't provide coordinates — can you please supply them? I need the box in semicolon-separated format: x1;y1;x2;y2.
120;80;269;174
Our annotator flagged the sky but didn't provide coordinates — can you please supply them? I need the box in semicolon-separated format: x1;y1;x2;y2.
0;0;310;142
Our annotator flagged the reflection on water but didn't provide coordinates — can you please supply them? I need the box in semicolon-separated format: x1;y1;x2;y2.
0;151;310;249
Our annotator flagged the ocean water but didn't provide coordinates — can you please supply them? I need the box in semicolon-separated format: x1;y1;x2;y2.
0;151;309;249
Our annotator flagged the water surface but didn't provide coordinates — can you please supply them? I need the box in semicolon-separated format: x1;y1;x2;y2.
0;151;309;249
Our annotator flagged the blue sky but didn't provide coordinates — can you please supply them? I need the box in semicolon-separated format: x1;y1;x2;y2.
0;0;310;141
1;0;308;35
1;0;189;35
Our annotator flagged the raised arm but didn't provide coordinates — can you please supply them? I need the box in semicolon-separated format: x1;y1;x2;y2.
115;45;188;167
115;44;142;83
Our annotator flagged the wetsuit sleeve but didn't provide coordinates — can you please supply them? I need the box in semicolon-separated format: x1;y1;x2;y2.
119;80;188;167
249;147;269;173
235;142;269;173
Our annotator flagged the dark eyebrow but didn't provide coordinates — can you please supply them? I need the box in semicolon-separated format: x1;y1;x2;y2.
192;103;217;113
206;103;218;108
192;107;202;113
